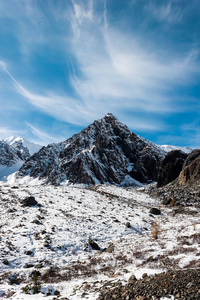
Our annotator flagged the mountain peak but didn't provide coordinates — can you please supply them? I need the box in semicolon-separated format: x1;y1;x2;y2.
14;114;165;186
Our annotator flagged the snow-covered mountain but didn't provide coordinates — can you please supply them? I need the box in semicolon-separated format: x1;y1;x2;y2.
3;136;42;156
158;144;192;154
0;137;42;181
14;113;166;186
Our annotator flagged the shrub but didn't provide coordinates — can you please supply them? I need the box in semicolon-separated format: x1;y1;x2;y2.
151;221;161;239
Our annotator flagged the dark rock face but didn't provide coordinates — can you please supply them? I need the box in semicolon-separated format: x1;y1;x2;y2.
182;149;200;169
148;149;200;207
177;154;200;186
0;142;19;167
157;150;188;187
16;114;165;186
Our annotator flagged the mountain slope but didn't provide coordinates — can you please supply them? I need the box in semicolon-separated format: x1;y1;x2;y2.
15;114;166;186
0;137;42;181
3;136;42;156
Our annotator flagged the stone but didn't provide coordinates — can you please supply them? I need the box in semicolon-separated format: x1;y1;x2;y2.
24;263;34;268
125;222;131;228
128;275;137;284
3;259;9;265
21;196;38;207
88;238;101;250
149;208;161;215
25;250;33;256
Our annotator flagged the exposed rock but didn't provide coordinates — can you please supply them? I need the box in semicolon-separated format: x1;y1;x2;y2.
2;259;9;265
8;274;20;285
182;149;200;169
25;250;33;256
0;137;41;180
98;269;200;300
128;275;137;284
177;155;200;186
15;114;165;186
21;196;38;207
24;263;34;268
157;150;188;187
88;238;101;250
148;149;200;207
125;222;131;228
149;208;161;215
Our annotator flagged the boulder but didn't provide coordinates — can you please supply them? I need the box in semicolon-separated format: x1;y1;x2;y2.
88;238;101;250
157;150;188;187
149;208;161;215
21;196;38;207
128;275;137;284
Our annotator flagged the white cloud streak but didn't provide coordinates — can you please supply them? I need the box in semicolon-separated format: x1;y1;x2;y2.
25;122;61;144
0;0;199;135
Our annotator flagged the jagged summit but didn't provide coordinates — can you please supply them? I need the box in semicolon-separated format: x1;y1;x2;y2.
14;114;166;186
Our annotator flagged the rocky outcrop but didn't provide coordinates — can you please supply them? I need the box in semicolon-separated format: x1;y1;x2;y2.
15;114;166;186
98;269;200;300
157;150;188;187
148;149;200;207
177;155;200;186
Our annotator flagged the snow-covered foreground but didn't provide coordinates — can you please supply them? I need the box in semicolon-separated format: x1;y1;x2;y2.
0;183;199;299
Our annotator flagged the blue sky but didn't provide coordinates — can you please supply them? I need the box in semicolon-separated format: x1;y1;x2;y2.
0;0;199;148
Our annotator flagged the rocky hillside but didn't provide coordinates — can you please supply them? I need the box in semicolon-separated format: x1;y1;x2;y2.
14;114;166;186
148;149;200;206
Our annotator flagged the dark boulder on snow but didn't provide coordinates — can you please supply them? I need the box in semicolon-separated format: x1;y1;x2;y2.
88;238;101;250
15;114;165;186
157;150;188;187
21;196;39;207
149;207;161;215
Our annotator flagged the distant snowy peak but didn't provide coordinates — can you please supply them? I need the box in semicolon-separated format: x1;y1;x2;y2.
158;145;192;154
15;114;166;186
0;137;42;181
3;136;42;156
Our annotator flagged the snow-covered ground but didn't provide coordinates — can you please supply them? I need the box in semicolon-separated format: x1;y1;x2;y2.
0;183;199;299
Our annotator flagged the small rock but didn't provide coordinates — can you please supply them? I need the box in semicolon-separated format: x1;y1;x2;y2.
3;259;9;265
149;208;161;215
142;273;148;278
25;250;33;256
88;238;101;250
54;290;60;296
8;275;19;285
24;263;34;268
125;222;131;228
32;219;42;225
128;275;137;284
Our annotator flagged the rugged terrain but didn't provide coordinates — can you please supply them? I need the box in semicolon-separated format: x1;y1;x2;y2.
0;183;199;299
0;137;41;181
13;114;166;186
148;149;200;207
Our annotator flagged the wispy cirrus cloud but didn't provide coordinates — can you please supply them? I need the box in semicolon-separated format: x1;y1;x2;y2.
0;0;200;147
25;122;61;144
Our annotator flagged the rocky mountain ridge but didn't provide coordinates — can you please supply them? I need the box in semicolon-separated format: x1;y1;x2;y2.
0;137;42;181
14;114;166;186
